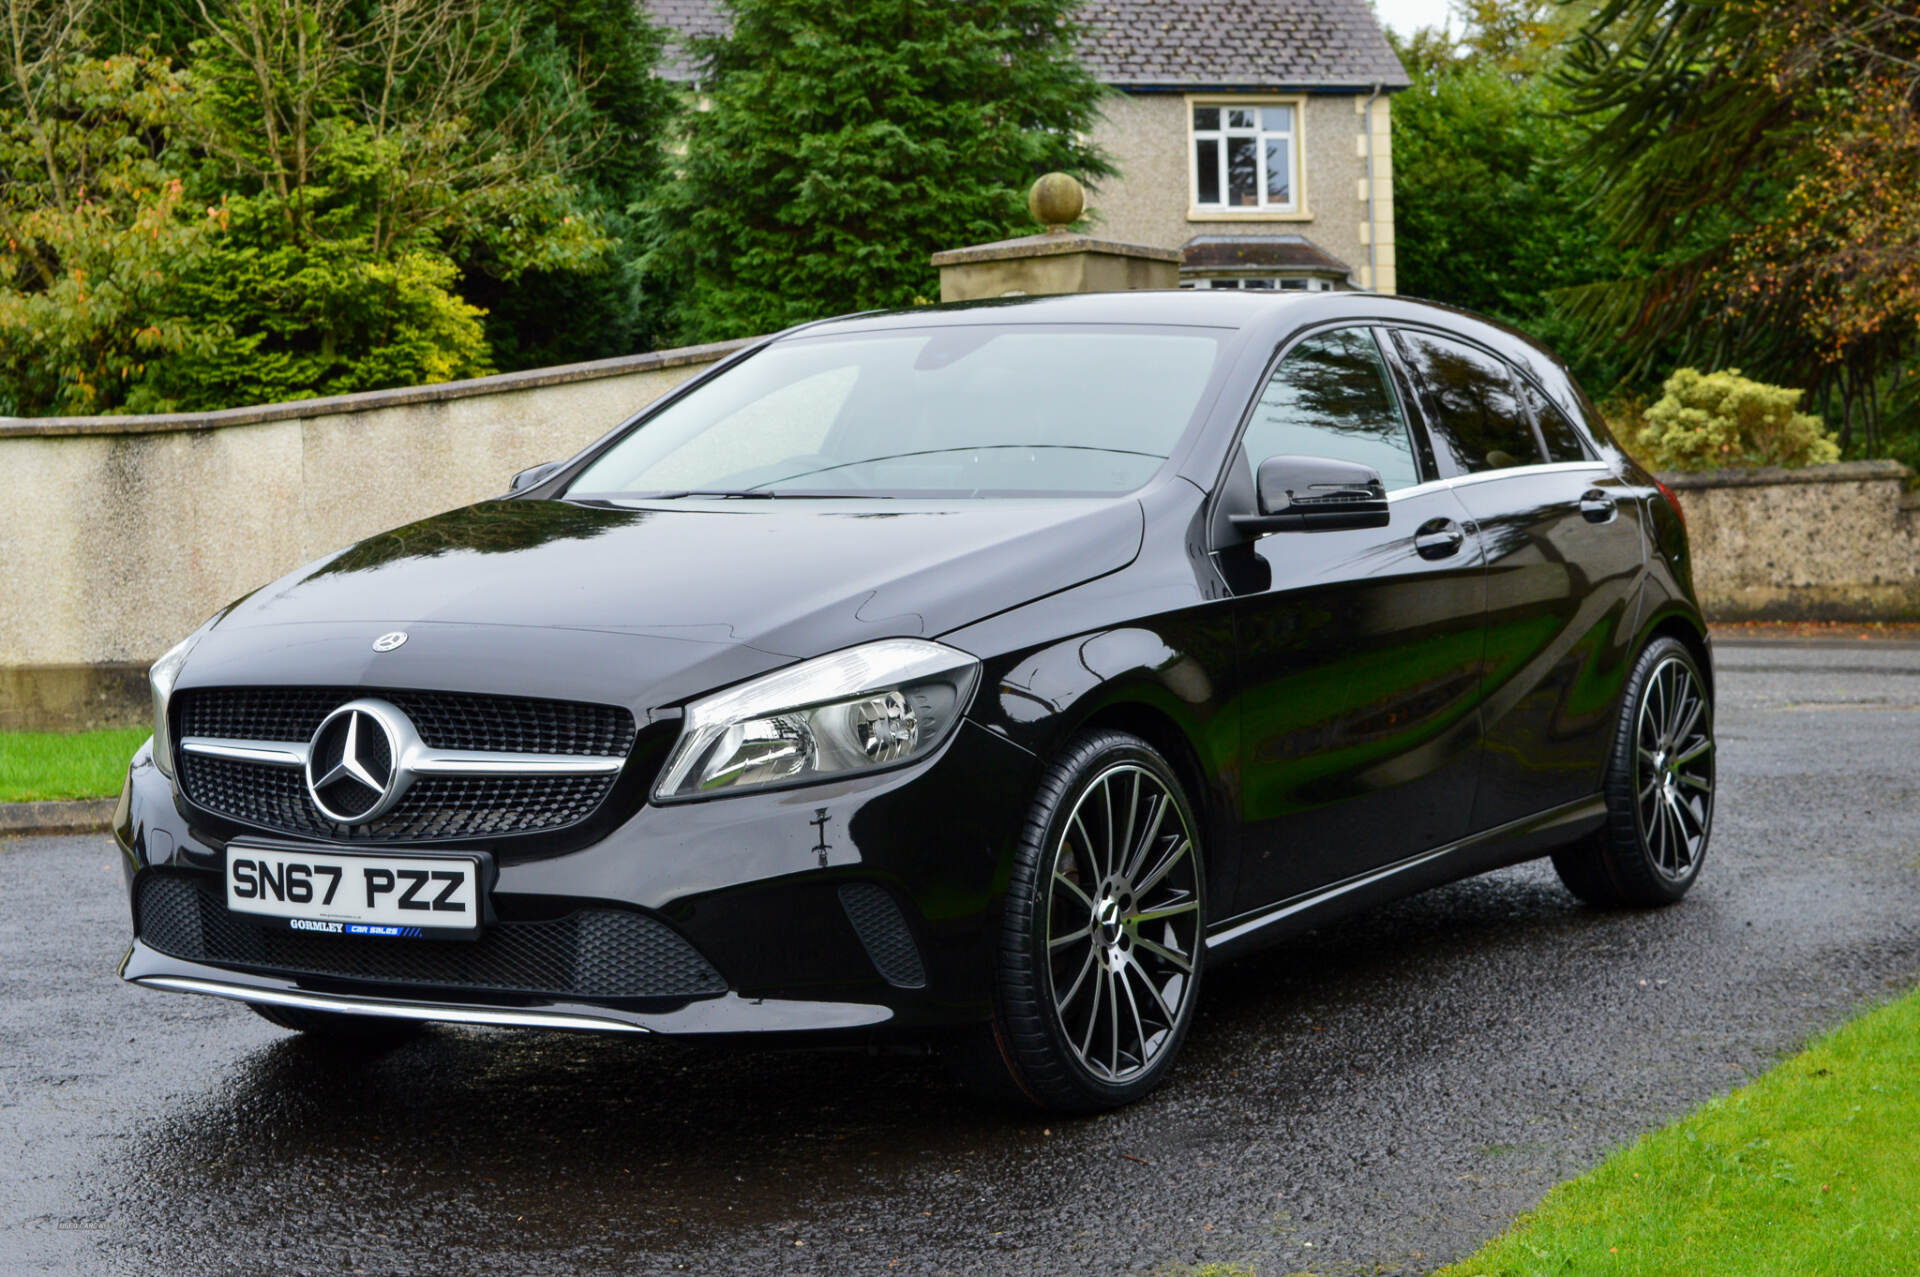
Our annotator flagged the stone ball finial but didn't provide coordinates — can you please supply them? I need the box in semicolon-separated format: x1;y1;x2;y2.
1028;172;1085;232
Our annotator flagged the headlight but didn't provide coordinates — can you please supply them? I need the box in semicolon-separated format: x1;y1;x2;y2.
654;638;981;800
149;630;204;779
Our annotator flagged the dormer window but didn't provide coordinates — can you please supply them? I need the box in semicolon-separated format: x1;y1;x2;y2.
1190;100;1300;213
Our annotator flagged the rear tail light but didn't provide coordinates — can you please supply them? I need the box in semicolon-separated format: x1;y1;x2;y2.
1653;476;1686;532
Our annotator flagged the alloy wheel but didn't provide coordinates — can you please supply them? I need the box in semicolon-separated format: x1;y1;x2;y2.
1043;763;1201;1084
1633;655;1714;881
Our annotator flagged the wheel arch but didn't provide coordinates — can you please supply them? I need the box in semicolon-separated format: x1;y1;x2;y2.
1069;695;1232;915
1076;701;1212;847
1640;608;1714;701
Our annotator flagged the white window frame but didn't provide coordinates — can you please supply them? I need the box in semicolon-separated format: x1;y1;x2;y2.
1179;276;1335;292
1186;95;1309;221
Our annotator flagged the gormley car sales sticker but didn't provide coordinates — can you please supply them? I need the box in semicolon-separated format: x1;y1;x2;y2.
288;919;428;938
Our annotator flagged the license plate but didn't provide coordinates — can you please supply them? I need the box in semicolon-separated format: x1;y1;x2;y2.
226;845;487;939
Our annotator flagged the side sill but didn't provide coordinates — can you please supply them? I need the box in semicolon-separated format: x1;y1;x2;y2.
1204;795;1606;956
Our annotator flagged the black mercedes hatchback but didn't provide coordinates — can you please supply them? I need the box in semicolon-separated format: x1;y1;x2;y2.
119;291;1713;1111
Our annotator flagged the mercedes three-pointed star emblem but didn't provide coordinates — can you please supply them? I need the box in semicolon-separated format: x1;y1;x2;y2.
305;700;408;824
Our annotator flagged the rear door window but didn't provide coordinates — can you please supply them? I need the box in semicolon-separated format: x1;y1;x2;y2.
1241;327;1421;491
1392;330;1544;477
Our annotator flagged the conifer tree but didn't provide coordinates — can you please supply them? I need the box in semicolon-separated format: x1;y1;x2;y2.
651;0;1113;342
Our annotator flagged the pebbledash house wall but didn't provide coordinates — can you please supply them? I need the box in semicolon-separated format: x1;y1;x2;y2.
2;349;1915;728
1086;90;1394;292
0;340;748;730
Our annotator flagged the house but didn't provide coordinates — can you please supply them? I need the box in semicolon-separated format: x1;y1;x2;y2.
643;0;1408;294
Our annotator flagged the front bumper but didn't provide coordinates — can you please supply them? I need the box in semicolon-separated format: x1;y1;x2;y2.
116;719;1038;1039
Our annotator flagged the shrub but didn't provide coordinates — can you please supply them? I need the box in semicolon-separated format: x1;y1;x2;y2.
1596;392;1652;466
143;225;494;411
1636;367;1841;471
0;52;210;415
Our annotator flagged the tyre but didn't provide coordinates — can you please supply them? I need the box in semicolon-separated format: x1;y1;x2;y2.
250;1002;425;1047
948;730;1206;1111
1553;635;1715;907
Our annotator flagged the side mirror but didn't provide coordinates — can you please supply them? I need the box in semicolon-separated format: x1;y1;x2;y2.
1231;454;1390;536
509;460;564;495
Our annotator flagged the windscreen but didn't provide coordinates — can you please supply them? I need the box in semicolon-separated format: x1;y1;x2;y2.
566;325;1227;498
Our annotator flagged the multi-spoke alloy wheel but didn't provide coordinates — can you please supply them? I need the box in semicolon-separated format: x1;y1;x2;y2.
946;730;1206;1110
1045;763;1201;1085
1553;635;1714;907
1633;655;1714;881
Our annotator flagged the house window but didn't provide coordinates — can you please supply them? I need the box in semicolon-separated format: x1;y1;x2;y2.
1191;102;1298;212
1180;277;1334;292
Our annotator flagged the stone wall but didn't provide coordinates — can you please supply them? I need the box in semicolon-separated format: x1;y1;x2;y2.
0;340;747;729
1664;461;1920;621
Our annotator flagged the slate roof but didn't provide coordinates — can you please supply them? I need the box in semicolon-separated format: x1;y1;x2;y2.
643;0;1408;90
1079;0;1407;89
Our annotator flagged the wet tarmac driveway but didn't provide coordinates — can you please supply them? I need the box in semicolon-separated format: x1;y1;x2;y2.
5;642;1919;1275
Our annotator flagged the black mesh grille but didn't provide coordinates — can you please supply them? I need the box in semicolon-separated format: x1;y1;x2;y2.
178;687;636;757
136;872;727;1001
838;883;926;989
178;754;616;843
173;687;636;842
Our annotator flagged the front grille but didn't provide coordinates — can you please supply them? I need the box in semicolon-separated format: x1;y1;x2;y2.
173;687;637;842
179;754;616;842
136;872;727;1001
179;687;636;756
838;883;927;989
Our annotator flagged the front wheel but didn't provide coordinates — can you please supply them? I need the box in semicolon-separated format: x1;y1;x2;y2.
1553;635;1715;907
948;730;1206;1111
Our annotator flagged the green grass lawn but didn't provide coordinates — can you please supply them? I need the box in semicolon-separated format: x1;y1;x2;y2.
0;727;149;802
1442;986;1920;1277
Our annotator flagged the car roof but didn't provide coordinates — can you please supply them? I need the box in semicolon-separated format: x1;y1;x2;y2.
795;290;1560;363
797;289;1313;333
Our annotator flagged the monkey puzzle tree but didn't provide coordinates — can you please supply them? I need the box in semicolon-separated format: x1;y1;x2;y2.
1559;0;1920;451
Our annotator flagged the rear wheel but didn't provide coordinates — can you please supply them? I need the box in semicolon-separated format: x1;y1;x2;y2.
250;1002;424;1047
948;730;1206;1111
1553;636;1714;906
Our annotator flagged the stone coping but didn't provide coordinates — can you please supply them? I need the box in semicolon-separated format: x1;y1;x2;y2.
1659;460;1914;490
0;338;757;439
931;232;1184;267
0;799;116;838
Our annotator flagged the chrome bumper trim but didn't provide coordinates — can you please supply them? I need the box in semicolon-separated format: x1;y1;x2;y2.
132;974;650;1033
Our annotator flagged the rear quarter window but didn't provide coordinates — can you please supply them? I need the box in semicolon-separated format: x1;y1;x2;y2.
1518;377;1591;463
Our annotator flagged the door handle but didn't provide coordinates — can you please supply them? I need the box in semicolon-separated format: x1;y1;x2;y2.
1579;489;1616;523
1414;518;1466;560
